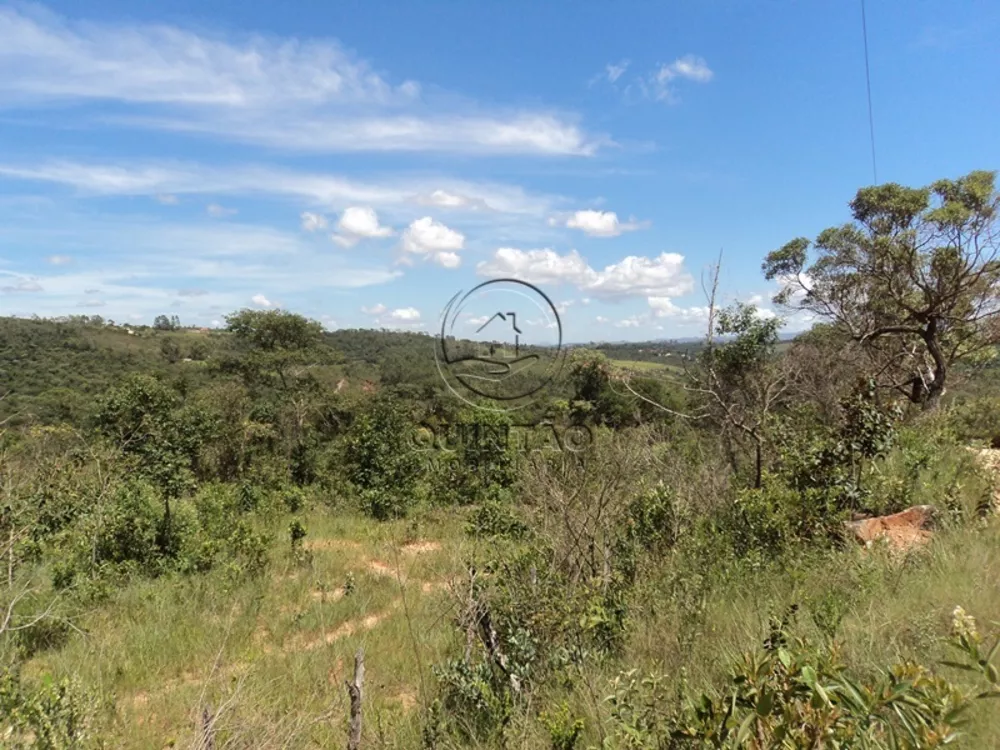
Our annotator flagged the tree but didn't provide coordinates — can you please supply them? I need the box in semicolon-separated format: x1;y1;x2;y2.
612;258;793;489
223;309;326;391
153;315;174;331
764;170;1000;410
692;302;792;488
159;338;181;364
342;395;421;519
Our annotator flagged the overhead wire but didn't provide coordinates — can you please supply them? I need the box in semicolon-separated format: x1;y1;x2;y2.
861;0;878;185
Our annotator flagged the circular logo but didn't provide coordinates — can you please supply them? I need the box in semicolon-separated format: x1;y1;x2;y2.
435;278;565;411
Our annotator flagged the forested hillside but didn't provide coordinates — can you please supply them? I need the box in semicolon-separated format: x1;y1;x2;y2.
3;174;1000;749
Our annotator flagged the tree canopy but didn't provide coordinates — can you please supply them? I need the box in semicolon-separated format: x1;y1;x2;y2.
764;170;1000;409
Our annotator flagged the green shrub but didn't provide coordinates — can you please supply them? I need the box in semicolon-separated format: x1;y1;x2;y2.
342;395;421;519
604;605;999;749
0;671;99;749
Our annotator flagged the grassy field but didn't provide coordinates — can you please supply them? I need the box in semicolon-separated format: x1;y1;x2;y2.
24;509;474;748
21;500;1000;747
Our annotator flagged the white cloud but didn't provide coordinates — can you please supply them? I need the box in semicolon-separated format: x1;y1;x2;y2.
478;247;593;286
207;202;238;217
588;254;693;299
0;7;602;156
595;316;609;324
300;211;328;232
433;251;461;269
0;160;562;217
647;296;711;323
361;302;422;328
563;209;647;237
401;217;465;268
0;214;402;323
155;194;178;205
333;206;393;246
477;248;692;301
605;60;630;83
0;275;44;293
46;254;72;265
386;307;420;323
415;189;487;211
646;54;714;101
466;315;489;326
251;293;273;307
615;316;643;328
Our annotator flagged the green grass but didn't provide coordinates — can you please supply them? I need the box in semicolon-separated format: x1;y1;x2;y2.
609;359;669;372
24;509;473;748
22;503;1000;747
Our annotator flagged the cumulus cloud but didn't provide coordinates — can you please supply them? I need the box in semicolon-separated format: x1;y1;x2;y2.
0;7;603;156
362;302;422;328
300;211;328;232
477;248;692;301
251;293;274;307
562;209;647;237
332;206;393;247
401;217;465;268
647;296;711;323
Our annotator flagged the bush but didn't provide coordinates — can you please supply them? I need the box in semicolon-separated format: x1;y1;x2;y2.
604;606;999;749
0;671;99;749
342;395;421;519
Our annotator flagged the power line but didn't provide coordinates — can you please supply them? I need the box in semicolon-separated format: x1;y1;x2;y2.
861;0;878;184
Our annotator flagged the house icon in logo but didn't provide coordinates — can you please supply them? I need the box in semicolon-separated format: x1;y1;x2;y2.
475;311;522;361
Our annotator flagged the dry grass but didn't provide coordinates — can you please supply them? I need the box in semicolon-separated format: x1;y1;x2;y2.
23;509;471;748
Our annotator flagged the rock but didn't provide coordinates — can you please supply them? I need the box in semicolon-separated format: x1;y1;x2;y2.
845;504;936;551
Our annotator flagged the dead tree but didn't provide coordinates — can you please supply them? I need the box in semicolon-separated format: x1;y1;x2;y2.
345;647;364;750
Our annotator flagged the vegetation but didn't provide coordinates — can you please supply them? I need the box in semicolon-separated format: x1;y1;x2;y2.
1;174;1000;747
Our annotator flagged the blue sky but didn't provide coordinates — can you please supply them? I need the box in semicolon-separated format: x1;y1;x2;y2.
0;0;998;342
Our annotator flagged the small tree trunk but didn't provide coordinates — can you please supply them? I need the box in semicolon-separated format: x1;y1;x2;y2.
753;437;763;490
201;706;215;750
345;647;364;750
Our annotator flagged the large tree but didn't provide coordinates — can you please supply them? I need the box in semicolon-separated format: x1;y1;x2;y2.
763;170;1000;410
223;309;326;391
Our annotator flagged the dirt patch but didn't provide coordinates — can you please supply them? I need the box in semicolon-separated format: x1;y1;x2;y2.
304;538;364;552
284;600;401;654
368;559;404;581
421;580;451;594
130;691;149;709
395;690;418;712
311;587;346;603
401;540;441;555
846;505;935;552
